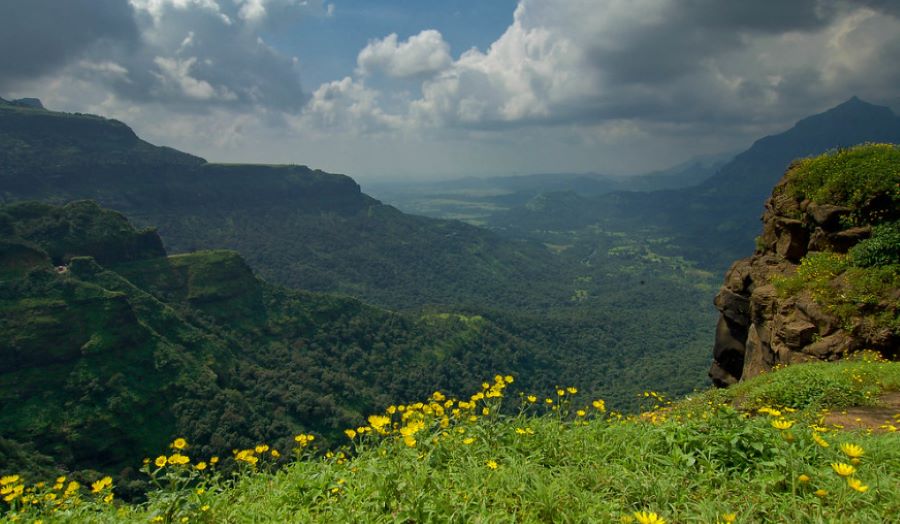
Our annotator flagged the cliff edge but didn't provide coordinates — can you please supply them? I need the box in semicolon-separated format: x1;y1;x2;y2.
710;143;900;386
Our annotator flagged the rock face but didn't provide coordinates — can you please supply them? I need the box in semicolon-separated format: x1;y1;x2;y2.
709;166;893;387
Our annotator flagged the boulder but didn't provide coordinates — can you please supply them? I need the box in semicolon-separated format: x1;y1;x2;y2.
807;202;851;230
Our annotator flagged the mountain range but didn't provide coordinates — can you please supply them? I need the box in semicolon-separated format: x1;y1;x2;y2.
486;97;900;270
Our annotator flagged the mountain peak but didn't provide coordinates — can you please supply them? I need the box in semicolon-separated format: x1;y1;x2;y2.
814;95;895;120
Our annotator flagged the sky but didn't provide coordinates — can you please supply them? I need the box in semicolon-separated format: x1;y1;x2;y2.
2;0;900;181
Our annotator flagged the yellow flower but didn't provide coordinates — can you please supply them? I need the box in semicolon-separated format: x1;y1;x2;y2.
402;435;416;447
344;429;357;439
154;455;167;468
812;433;829;448
771;419;793;430
557;389;565;397
840;443;864;459
830;462;856;477
576;410;586;417
567;387;578;394
103;493;114;504
0;475;20;486
504;375;514;384
545;398;554;405
847;478;869;493
271;449;280;458
195;462;207;471
463;437;475;445
90;476;112;493
814;489;828;497
168;453;190;465
721;514;737;523
798;474;810;483
210;456;219;464
592;399;606;412
526;395;537;403
55;476;66;484
368;415;391;431
172;438;187;450
255;444;269;454
201;505;210;512
633;510;666;524
196;488;205;495
486;460;499;470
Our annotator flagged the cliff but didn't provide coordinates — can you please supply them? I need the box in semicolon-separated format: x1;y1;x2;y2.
710;143;900;386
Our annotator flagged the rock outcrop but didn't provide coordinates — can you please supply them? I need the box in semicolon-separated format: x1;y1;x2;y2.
709;158;898;387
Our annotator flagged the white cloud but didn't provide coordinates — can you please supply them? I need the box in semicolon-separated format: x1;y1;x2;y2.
357;30;452;78
152;56;237;101
298;76;400;133
130;0;232;25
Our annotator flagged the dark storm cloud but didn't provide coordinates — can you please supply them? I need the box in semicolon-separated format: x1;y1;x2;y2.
1;0;306;112
0;0;138;90
587;0;838;85
110;4;307;112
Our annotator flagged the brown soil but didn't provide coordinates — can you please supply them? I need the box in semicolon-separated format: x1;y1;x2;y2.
822;391;900;432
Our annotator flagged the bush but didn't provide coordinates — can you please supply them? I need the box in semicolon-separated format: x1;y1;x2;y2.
850;221;900;267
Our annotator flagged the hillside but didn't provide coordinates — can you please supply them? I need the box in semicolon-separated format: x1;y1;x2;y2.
710;144;900;386
0;201;552;481
0;99;560;311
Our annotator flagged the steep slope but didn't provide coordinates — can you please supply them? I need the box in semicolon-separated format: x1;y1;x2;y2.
710;144;900;386
0;100;558;310
489;97;900;270
0;201;548;479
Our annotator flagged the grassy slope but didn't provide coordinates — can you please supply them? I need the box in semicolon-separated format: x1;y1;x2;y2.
2;356;898;523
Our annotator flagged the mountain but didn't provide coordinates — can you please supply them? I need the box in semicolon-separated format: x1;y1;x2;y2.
488;97;900;270
0;99;560;311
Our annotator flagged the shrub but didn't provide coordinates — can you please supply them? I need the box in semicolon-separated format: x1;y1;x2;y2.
850;221;900;267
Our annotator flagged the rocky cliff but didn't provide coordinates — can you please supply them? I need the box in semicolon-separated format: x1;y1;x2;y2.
710;144;900;386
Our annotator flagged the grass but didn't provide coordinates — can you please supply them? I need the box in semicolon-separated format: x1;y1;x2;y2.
3;357;900;523
786;143;900;224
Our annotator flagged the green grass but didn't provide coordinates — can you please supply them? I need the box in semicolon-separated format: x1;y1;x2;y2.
786;143;900;224
4;359;900;523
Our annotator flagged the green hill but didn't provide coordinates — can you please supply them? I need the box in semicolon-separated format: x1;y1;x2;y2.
0;99;560;311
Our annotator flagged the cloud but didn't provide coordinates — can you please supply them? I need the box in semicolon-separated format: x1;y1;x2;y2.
357;30;452;78
152;56;238;100
0;0;138;91
3;0;310;111
399;0;900;131
298;77;400;133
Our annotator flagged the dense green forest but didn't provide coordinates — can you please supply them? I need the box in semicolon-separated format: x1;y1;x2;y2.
0;98;719;398
0;201;712;491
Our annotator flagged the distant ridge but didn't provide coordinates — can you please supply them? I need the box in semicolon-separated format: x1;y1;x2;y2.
489;97;900;270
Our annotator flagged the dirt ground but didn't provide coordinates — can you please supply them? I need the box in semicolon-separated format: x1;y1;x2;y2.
823;391;900;432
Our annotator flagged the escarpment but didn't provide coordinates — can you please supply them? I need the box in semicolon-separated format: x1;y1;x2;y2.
710;144;900;386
